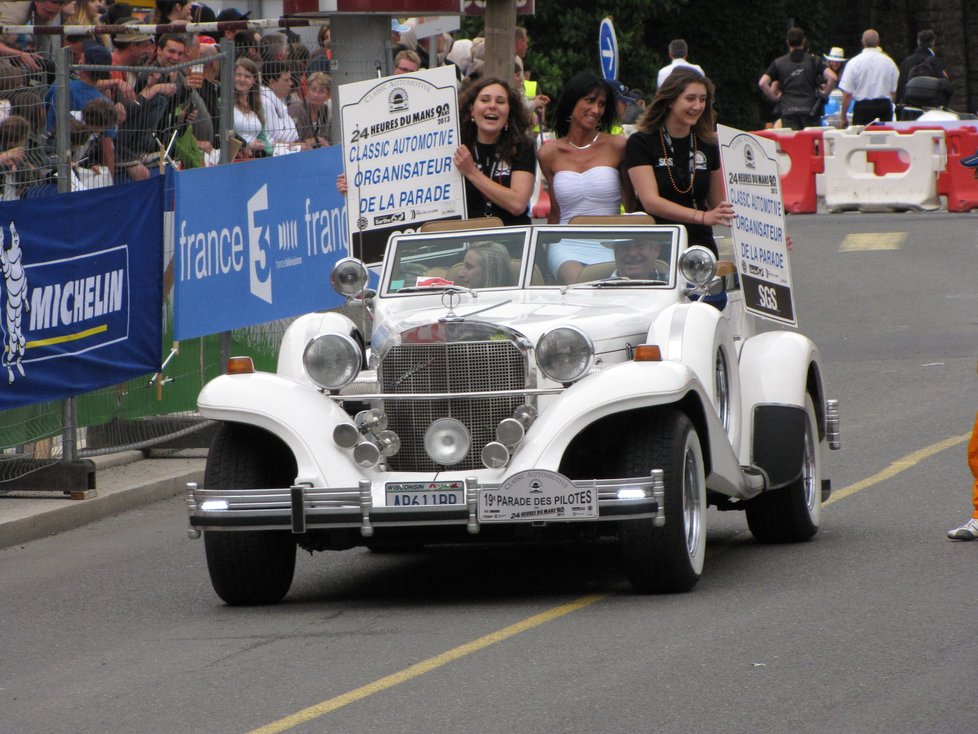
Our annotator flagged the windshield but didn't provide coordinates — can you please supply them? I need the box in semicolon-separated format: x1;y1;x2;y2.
534;227;678;286
383;229;530;294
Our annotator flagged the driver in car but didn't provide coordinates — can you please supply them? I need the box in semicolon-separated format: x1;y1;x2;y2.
609;237;667;280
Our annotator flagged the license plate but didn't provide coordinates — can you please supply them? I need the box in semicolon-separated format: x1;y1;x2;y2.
385;481;464;508
478;469;598;523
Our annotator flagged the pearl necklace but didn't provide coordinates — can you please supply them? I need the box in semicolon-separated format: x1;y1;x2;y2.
566;132;600;150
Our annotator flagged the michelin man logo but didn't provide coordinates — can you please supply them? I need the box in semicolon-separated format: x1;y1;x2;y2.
0;221;28;383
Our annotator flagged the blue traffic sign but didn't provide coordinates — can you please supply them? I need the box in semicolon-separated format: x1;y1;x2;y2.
599;17;618;81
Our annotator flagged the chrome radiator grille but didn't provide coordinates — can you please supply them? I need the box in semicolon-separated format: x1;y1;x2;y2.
379;340;527;471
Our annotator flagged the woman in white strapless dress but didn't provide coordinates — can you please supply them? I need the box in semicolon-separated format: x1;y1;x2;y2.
538;71;636;283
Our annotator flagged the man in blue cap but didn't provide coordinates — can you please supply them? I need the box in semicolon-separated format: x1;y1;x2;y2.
44;45;120;135
43;45;120;177
214;7;251;43
391;18;410;45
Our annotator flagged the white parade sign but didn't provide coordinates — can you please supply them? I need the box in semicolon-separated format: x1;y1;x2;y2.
478;469;598;523
340;65;466;263
717;124;797;326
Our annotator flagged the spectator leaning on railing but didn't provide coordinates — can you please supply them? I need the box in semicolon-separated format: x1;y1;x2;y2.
43;44;119;181
260;58;300;147
288;69;331;148
232;56;267;158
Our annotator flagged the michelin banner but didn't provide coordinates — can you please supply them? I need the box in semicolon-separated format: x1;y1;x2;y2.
173;146;348;340
0;177;164;411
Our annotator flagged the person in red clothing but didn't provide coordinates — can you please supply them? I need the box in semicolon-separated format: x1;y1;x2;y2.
948;360;978;540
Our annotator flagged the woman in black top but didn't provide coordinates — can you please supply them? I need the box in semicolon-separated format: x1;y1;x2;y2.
624;68;733;256
453;77;535;225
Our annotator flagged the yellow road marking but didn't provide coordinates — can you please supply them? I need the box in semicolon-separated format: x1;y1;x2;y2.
247;594;607;734
825;433;969;506
248;433;969;733
839;232;906;251
26;323;107;348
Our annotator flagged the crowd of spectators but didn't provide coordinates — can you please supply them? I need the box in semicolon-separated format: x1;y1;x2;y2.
0;3;663;200
0;1;340;196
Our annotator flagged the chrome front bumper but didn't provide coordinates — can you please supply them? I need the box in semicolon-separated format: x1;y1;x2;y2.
186;474;665;537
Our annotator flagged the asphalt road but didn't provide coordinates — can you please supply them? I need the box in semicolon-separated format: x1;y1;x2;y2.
2;211;977;734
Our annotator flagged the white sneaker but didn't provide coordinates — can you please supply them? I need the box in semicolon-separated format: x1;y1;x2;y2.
947;517;978;540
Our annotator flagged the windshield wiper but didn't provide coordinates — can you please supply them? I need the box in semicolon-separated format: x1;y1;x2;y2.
395;284;476;296
588;277;669;287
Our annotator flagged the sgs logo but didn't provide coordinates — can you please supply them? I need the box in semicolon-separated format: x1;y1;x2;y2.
758;284;778;312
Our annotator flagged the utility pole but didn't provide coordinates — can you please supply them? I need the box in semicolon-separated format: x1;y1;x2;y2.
483;0;516;83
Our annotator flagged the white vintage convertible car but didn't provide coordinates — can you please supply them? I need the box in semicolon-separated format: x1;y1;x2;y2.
187;216;840;605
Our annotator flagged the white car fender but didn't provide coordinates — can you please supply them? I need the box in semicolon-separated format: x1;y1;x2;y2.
510;361;750;497
739;331;820;471
739;331;818;409
276;311;363;383
198;371;359;488
512;360;702;472
648;302;743;457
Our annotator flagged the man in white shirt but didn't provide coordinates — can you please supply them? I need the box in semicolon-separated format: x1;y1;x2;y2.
656;39;704;88
260;59;301;146
839;28;899;127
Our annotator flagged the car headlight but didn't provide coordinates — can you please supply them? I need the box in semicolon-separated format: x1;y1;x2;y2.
679;245;718;285
303;333;361;389
536;326;594;383
331;257;369;296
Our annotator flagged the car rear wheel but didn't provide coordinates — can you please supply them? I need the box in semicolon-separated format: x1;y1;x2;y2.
203;423;297;606
746;394;822;543
619;410;707;593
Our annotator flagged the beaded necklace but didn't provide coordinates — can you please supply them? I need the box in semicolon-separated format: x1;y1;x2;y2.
659;127;698;197
473;141;501;217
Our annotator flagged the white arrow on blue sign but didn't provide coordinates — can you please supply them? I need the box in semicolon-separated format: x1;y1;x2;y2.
598;17;618;81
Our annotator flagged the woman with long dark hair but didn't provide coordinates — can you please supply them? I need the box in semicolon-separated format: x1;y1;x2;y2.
625;68;733;256
453;76;535;225
539;70;635;283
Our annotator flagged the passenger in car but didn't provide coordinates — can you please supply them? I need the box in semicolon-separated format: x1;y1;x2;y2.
538;71;635;284
454;241;514;288
624;68;733;257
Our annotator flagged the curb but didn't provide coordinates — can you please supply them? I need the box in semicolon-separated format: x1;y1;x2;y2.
0;455;205;550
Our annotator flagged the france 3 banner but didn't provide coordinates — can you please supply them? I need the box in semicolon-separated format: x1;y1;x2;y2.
173;146;348;340
340;64;465;264
0;177;164;411
717;124;797;326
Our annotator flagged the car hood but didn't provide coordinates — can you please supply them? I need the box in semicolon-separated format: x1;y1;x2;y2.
372;290;673;356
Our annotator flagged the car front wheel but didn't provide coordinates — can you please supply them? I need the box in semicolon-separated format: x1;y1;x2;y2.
619;410;707;593
202;423;297;606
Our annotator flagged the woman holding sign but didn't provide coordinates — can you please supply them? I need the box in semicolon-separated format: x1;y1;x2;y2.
453;77;536;226
624;68;733;257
